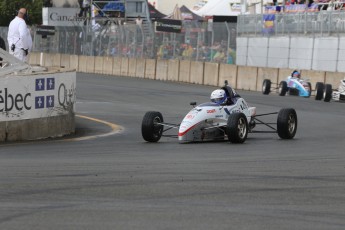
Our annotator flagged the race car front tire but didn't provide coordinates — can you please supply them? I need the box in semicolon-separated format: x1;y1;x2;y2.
262;79;271;95
315;82;324;100
277;108;297;139
142;111;164;142
227;113;248;144
279;81;288;96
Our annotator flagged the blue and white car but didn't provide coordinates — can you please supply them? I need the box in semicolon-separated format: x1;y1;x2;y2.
262;76;312;98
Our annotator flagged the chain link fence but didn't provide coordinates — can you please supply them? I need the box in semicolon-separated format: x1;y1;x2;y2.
237;10;345;37
0;21;237;65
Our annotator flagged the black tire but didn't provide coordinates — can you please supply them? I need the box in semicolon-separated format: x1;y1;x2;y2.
307;82;312;97
277;108;297;139
226;113;248;144
262;79;271;95
315;82;324;100
323;84;332;102
141;111;164;142
279;81;288;96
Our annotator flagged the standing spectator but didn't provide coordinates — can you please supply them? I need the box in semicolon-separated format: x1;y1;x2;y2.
79;0;91;17
213;48;226;62
7;8;32;63
135;15;143;27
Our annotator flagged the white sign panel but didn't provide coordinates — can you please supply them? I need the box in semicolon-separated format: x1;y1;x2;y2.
43;7;84;27
0;72;76;121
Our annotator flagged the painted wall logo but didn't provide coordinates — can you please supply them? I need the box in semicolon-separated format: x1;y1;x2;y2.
0;89;31;112
35;78;55;110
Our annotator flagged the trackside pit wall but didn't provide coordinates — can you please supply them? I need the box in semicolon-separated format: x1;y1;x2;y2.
0;69;76;141
28;52;344;91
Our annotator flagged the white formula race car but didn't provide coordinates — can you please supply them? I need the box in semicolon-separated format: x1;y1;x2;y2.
315;80;345;102
141;82;298;144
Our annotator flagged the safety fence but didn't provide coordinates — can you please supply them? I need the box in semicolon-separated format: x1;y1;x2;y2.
0;20;237;65
237;10;345;37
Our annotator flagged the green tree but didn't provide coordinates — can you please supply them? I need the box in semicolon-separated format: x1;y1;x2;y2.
0;0;43;26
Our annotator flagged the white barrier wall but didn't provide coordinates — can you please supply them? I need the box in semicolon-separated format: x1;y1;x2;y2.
289;37;313;70
313;37;338;72
337;37;345;72
236;37;248;66
247;37;268;67
238;36;345;73
268;37;289;68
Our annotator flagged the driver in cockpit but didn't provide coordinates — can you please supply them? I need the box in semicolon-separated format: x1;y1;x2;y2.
210;84;240;106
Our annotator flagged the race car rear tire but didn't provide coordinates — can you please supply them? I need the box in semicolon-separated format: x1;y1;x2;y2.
142;111;164;142
227;113;248;144
315;82;324;100
323;84;332;102
279;81;288;96
262;79;271;95
277;108;297;139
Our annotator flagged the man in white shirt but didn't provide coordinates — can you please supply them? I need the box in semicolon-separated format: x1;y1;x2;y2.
135;16;143;27
7;8;33;63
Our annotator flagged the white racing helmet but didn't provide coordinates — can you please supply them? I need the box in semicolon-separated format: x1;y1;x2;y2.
210;89;227;105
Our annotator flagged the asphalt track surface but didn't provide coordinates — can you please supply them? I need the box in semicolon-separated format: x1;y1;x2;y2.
0;73;344;230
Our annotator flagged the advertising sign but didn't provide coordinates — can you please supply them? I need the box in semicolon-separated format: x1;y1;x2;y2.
155;19;182;33
0;72;76;121
42;7;84;27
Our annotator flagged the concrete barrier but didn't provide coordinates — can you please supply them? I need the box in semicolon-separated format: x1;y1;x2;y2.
36;52;345;94
5;115;74;141
86;56;95;73
301;70;326;90
135;58;146;78
113;57;122;76
53;53;62;67
190;61;204;85
179;60;191;83
0;123;5;141
128;58;137;77
61;54;71;68
28;52;40;66
167;59;179;81
78;55;88;72
237;66;258;91
278;68;294;83
204;62;219;86
145;59;156;79
94;56;104;74
156;59;168;81
102;56;113;75
257;67;279;91
120;57;129;76
325;71;345;88
70;55;79;71
219;64;237;87
0;69;76;142
40;53;54;67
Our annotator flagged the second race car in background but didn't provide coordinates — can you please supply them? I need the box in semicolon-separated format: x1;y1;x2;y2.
262;75;312;98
